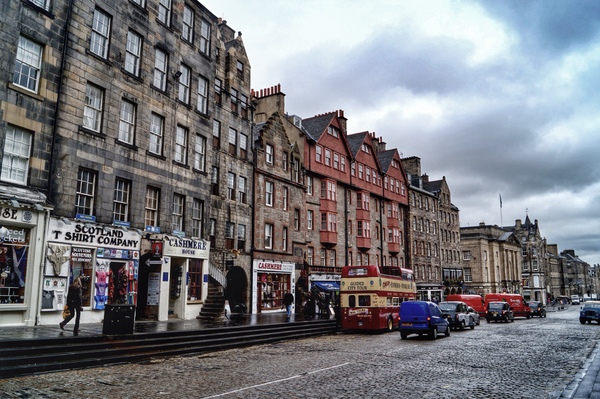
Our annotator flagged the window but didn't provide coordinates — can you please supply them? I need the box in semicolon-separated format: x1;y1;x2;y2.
228;128;237;156
149;113;164;155
324;149;331;166
158;0;171;25
236;60;244;80
265;181;273;206
237;224;246;251
316;146;322;162
113;178;131;222
463;251;471;260
13;36;42;92
200;19;211;55
209;218;216;247
178;64;191;104
192;199;204;238
1;126;32;185
230;88;238;113
197;75;209;114
307;176;313;195
333;153;339;169
211;166;219;195
238;176;247;204
307;247;314;265
282;152;289;172
264;223;273;249
265;144;274;165
225;222;234;249
145;186;160;227
188;260;202;301
131;0;145;7
464;268;472;283
193;134;206;171
365;167;370;182
327;126;339;137
212;120;221;148
329;250;336;267
341;156;346;172
90;8;111;59
118;99;136;144
83;83;104;132
240;94;248;119
227;172;236;200
214;78;222;104
172;193;184;231
239;133;248;159
76;169;97;216
124;30;142;76
182;5;194;43
29;0;50;10
294;209;300;230
292;157;300;183
307;210;313;230
174;126;188;164
282;227;288;251
283;187;288;210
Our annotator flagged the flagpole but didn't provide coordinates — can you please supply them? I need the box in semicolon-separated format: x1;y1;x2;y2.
499;193;503;227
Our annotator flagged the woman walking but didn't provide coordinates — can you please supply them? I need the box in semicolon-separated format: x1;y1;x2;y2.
60;277;83;335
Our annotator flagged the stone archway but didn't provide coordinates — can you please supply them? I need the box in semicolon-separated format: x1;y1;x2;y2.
225;266;248;313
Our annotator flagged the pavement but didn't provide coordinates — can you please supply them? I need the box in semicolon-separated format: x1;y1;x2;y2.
0;312;333;342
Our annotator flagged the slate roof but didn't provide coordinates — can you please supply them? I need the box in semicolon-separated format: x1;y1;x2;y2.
301;113;335;142
346;132;369;158
377;149;396;174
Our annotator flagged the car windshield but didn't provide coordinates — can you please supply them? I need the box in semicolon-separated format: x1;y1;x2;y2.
529;302;539;307
439;303;456;311
584;303;600;309
488;303;504;310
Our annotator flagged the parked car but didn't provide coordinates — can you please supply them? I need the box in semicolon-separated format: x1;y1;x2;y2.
399;301;450;340
571;295;581;305
438;301;475;330
485;293;530;319
467;306;481;325
486;301;515;323
528;301;547;318
580;301;600;324
445;294;486;317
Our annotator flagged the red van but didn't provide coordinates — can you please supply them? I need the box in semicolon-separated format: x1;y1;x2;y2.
484;293;531;319
445;294;486;317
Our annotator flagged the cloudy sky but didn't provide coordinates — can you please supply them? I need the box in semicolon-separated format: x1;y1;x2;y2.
203;0;600;266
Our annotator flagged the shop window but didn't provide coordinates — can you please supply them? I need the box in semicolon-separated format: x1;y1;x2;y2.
0;228;29;304
259;273;290;310
187;260;203;302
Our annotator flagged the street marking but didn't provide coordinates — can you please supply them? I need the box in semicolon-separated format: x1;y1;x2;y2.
201;362;350;398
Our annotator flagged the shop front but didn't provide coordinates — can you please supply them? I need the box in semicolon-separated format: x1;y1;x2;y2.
0;204;47;326
137;236;210;321
40;217;141;325
252;260;295;314
308;273;340;317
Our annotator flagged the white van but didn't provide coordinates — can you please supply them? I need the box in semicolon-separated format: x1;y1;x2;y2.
571;295;581;305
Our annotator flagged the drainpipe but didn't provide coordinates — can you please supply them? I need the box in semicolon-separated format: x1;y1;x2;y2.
249;100;257;313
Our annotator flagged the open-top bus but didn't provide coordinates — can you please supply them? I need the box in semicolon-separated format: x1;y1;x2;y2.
340;265;416;331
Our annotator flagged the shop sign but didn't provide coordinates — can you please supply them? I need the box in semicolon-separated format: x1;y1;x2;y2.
0;227;27;244
255;261;294;273
48;218;140;250
70;247;93;262
0;208;35;224
163;237;209;258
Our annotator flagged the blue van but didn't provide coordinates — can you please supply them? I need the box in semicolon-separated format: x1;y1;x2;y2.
399;301;450;340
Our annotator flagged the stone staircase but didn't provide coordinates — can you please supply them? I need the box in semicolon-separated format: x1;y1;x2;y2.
197;280;225;321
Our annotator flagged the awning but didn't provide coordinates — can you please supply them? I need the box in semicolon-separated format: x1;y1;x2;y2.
312;281;340;291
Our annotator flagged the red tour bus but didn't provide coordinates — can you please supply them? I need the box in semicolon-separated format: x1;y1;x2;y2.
340;265;416;331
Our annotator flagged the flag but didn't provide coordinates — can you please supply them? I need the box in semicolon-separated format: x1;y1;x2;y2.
499;193;502;208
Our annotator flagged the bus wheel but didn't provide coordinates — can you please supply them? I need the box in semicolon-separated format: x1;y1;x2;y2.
387;317;394;332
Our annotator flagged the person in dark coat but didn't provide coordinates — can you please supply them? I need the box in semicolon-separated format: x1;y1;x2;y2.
60;277;83;335
283;292;294;317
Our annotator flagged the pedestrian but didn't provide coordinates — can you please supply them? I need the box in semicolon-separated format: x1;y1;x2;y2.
60;277;83;335
283;292;294;318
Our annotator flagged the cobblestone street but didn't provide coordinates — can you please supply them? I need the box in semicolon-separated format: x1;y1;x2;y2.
2;306;597;399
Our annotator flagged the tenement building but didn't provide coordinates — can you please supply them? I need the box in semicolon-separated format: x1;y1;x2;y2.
0;0;252;326
0;0;64;325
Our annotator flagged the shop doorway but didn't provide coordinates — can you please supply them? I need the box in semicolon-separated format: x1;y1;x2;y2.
136;253;161;320
168;260;185;318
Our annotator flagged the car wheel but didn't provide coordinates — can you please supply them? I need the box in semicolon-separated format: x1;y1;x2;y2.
526;314;530;319
510;317;514;323
429;327;438;340
460;320;465;330
387;317;394;332
486;318;490;323
400;332;407;339
470;317;475;329
445;325;450;337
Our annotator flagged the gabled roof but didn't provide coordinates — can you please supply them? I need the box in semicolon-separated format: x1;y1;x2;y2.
346;131;369;158
302;113;336;142
377;149;396;174
424;179;443;194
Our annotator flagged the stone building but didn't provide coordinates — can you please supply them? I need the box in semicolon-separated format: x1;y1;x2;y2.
561;249;590;300
0;0;74;326
506;216;548;302
251;85;306;314
0;0;252;326
460;223;522;296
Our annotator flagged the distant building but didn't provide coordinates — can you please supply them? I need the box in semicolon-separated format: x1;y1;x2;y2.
460;223;522;296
